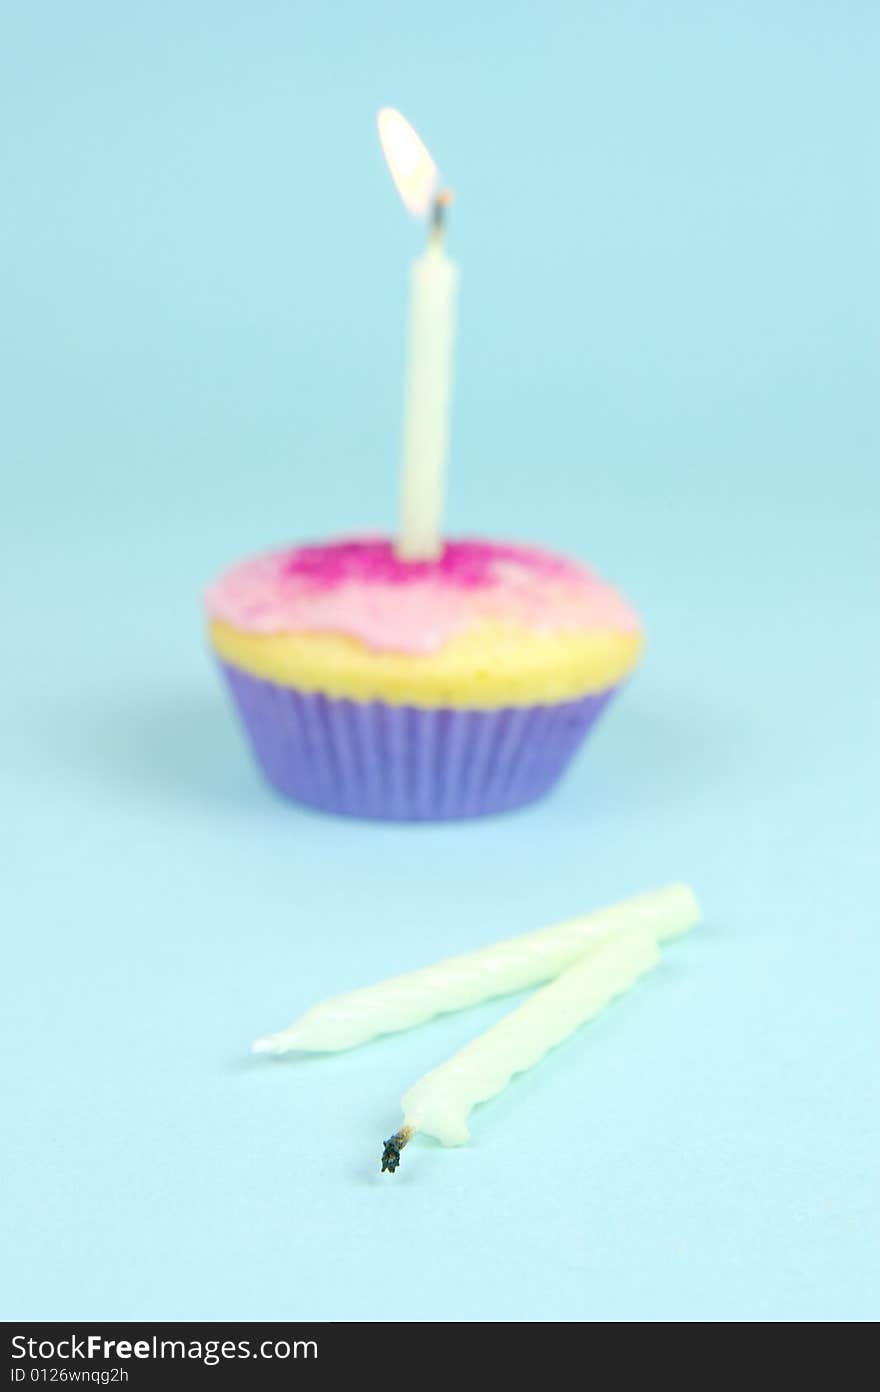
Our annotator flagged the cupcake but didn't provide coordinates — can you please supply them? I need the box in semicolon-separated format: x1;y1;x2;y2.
204;537;641;820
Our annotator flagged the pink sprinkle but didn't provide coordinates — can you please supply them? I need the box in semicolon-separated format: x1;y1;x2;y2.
280;538;577;591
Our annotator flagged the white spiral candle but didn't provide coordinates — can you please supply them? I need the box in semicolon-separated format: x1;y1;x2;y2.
376;107;458;561
390;925;660;1154
253;884;699;1056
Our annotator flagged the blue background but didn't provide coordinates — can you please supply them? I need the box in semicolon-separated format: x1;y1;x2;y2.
2;1;877;1322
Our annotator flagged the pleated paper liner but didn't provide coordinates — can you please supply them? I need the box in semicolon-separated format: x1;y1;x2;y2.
220;662;618;821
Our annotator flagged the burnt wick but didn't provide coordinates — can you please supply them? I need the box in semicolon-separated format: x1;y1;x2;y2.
380;1125;415;1174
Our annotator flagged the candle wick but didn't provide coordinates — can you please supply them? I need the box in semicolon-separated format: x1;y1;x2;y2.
428;189;455;247
380;1125;415;1174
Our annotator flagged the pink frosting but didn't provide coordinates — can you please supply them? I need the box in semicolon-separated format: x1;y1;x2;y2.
204;537;640;654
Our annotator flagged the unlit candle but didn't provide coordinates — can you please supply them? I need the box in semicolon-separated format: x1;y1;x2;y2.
253;884;699;1056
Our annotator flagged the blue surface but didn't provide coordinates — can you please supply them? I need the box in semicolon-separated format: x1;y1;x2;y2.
2;1;877;1322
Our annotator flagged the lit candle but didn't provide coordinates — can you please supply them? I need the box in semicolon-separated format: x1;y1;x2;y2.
377;107;459;560
252;884;699;1055
382;924;660;1168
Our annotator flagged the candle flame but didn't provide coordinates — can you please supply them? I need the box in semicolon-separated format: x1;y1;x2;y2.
377;107;438;217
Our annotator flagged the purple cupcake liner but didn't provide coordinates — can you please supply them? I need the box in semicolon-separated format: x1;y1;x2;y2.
220;661;619;821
